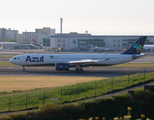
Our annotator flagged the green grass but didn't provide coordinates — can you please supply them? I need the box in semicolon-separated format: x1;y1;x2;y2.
0;72;154;113
98;62;154;68
0;55;16;58
1;89;154;120
0;76;105;92
109;63;154;68
0;61;19;67
146;55;154;57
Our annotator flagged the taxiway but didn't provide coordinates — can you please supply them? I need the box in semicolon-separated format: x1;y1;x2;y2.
0;67;154;77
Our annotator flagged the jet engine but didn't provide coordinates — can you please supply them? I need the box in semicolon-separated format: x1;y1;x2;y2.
55;63;69;71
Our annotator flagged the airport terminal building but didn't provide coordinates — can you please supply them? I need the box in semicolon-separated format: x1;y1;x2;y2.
42;32;154;51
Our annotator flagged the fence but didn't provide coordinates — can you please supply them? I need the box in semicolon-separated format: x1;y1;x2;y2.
0;69;152;112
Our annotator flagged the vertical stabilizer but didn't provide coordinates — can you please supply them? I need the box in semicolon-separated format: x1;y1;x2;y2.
122;36;147;54
1;43;5;49
32;38;43;49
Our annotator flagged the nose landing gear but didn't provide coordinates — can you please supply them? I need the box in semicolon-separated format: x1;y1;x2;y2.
22;66;25;71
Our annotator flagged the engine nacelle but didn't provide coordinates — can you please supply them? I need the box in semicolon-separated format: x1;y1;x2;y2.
55;63;69;71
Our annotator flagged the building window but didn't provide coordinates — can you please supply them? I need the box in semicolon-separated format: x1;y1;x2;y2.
43;39;50;46
58;44;61;47
62;44;65;48
113;40;116;43
118;40;121;43
113;44;116;47
62;39;65;43
73;40;76;44
118;44;120;47
58;39;61;42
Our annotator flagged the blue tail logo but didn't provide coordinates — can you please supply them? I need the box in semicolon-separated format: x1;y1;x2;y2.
122;36;147;54
133;44;142;53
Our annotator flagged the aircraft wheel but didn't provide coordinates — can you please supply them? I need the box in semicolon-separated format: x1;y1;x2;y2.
80;68;83;72
76;68;83;72
75;68;79;72
22;66;25;71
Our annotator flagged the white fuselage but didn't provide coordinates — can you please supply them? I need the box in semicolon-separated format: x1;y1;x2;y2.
9;54;141;67
143;45;154;50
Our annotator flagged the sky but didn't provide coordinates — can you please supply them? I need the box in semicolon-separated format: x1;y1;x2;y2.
0;0;154;35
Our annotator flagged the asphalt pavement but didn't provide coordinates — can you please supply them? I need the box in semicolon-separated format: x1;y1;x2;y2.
0;67;154;77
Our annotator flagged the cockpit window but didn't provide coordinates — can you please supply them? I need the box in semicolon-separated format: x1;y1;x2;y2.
13;57;17;59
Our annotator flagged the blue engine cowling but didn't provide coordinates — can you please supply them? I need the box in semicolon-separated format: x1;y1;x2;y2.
55;63;69;71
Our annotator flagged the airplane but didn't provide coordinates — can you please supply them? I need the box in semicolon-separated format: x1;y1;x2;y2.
0;43;5;51
9;36;147;72
89;46;110;52
31;38;43;49
143;45;154;52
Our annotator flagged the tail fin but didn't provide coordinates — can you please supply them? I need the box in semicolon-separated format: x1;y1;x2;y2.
1;43;5;49
32;38;43;48
32;38;37;43
122;36;147;54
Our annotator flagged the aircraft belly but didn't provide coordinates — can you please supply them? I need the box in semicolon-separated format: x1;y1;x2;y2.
19;61;55;66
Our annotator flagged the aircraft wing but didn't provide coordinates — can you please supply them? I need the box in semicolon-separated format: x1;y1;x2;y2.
69;58;110;64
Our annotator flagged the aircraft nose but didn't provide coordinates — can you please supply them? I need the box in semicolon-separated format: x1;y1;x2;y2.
9;58;13;63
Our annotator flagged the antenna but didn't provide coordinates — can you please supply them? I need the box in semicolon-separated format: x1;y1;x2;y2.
60;18;63;34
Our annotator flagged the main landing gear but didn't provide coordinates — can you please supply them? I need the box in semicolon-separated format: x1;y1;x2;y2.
75;65;84;72
75;68;83;72
22;66;25;71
